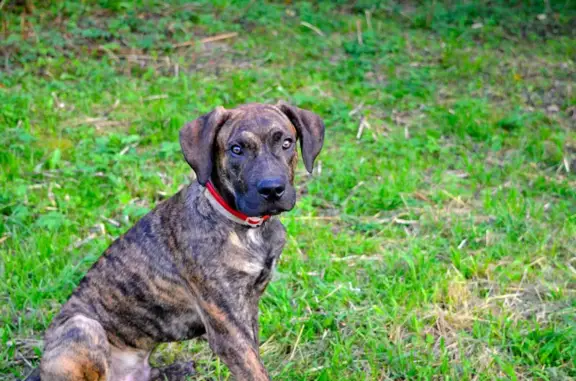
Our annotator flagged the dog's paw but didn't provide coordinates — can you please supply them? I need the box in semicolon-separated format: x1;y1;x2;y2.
151;361;196;381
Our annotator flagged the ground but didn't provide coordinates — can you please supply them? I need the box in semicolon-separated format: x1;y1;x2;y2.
0;1;575;380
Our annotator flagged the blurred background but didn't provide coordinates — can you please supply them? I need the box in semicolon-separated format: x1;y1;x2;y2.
1;1;575;379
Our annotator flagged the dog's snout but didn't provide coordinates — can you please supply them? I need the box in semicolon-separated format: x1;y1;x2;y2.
257;178;286;201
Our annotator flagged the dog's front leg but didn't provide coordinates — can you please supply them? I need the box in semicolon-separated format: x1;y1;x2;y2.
198;298;269;381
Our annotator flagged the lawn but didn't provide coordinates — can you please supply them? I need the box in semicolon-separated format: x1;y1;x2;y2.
1;0;575;380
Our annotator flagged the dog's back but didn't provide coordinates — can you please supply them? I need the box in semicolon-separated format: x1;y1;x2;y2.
31;186;207;380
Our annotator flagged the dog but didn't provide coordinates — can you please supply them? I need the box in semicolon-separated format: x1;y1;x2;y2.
23;102;325;381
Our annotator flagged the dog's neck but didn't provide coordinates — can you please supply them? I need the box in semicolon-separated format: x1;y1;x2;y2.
203;177;270;228
209;175;236;209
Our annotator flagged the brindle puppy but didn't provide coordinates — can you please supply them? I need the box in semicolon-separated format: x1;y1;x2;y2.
25;102;325;381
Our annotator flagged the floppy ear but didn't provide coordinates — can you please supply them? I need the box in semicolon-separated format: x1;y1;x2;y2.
276;101;325;173
179;106;230;185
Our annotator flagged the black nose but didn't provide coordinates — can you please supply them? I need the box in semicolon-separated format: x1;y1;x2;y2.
257;178;286;201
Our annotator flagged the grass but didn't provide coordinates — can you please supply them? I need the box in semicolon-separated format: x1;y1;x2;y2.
1;0;575;379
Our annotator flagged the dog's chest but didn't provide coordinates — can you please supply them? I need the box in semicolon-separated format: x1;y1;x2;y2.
224;221;286;286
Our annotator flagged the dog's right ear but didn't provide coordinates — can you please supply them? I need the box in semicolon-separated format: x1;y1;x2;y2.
180;106;230;186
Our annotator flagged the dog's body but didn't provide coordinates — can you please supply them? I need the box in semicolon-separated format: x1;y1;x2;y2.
38;183;285;381
26;103;325;381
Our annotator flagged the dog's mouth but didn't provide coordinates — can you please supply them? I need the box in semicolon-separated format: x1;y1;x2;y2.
236;201;291;217
235;191;296;217
261;207;285;216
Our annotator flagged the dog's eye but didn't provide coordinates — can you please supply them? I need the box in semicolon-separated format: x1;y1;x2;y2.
230;145;243;155
282;139;292;150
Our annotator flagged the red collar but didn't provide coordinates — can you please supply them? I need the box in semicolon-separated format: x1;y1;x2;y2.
205;181;270;227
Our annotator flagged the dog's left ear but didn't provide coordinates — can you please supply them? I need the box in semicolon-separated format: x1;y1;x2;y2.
276;101;325;173
180;106;230;185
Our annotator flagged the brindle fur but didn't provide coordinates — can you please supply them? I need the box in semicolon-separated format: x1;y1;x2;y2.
25;103;325;381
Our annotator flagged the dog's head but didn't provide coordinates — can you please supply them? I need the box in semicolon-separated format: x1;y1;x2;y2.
180;102;325;217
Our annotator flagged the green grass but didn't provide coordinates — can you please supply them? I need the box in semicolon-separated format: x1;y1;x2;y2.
1;0;575;379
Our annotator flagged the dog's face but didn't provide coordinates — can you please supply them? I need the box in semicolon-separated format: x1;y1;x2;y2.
213;106;299;216
180;102;325;217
